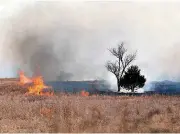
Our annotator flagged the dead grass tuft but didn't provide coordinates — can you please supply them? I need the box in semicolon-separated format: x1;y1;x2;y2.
0;83;180;132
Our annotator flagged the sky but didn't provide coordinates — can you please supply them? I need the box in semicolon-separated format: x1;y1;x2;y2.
0;0;180;92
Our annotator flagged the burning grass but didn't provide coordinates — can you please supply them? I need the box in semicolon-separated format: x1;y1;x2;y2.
19;70;54;96
0;83;180;132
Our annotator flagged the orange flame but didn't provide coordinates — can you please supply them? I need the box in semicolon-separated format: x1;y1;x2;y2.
27;76;53;96
19;71;54;96
19;71;32;85
81;90;89;96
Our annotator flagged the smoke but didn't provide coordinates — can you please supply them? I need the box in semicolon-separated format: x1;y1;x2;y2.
2;1;180;90
4;2;114;81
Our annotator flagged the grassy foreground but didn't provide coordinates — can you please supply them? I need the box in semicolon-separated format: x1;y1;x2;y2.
0;83;180;132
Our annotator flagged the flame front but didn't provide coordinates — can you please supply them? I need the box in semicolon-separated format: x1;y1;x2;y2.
28;76;53;96
19;71;54;96
81;90;89;96
19;71;32;85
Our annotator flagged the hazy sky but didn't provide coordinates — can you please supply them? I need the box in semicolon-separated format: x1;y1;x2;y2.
0;0;180;88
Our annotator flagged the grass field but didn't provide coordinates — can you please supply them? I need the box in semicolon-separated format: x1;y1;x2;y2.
0;81;180;133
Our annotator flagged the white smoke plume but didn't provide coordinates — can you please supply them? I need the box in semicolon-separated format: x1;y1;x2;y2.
0;1;180;91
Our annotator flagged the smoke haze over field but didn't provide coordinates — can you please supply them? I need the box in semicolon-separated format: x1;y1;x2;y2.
1;1;180;91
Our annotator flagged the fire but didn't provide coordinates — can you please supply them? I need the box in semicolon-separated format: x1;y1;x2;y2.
28;76;54;96
19;71;32;85
81;90;89;96
19;70;54;96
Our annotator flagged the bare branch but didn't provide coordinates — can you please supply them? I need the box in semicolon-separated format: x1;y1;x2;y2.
124;51;137;67
105;61;119;78
109;42;127;59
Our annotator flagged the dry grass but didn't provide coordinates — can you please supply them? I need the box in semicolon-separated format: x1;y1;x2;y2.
0;83;180;132
0;78;18;84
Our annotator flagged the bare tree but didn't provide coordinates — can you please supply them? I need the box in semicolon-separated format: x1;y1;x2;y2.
106;42;136;92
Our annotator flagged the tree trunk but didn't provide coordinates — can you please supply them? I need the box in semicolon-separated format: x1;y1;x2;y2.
117;79;121;92
118;85;120;92
131;86;135;93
